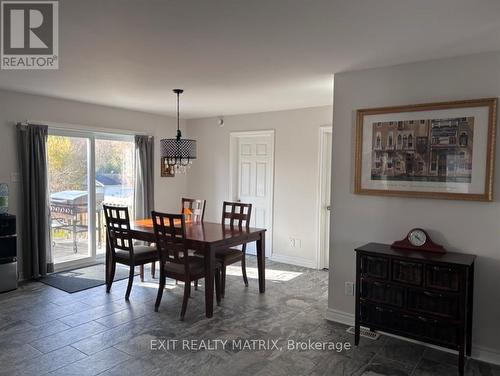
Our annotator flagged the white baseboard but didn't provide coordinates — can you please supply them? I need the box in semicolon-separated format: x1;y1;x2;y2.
326;307;354;326
269;253;317;269
325;308;500;366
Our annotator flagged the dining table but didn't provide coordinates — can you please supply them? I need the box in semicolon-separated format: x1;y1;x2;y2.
105;220;266;318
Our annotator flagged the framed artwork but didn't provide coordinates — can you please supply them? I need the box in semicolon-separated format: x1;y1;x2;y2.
354;98;497;201
160;157;175;177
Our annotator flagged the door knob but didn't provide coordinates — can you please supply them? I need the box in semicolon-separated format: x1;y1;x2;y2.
326;205;331;211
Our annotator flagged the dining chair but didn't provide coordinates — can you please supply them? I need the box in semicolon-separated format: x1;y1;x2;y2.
216;201;252;298
103;205;158;301
152;197;206;285
181;197;206;291
181;197;206;223
152;211;221;319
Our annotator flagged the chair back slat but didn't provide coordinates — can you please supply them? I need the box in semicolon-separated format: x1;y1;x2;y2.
151;211;188;266
181;197;206;223
222;201;252;229
103;205;134;254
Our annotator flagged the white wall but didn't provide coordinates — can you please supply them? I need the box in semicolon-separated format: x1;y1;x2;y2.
186;106;333;268
328;51;500;363
0;90;189;274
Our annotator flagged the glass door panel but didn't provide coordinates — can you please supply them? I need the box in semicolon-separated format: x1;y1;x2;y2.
95;137;135;255
48;135;92;265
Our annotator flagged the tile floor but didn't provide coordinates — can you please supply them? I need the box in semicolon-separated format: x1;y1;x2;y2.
0;258;498;376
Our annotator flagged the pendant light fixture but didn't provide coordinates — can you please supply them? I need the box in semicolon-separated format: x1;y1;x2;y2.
160;89;197;174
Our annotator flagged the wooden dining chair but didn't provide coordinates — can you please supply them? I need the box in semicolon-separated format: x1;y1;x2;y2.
152;211;221;319
152;198;206;283
181;197;206;291
103;205;158;301
216;201;252;298
181;197;206;223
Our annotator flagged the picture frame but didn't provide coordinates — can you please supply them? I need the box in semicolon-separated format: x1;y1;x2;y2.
354;98;497;201
160;157;175;177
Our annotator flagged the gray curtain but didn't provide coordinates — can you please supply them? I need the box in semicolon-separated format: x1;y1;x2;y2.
17;123;53;278
134;135;154;219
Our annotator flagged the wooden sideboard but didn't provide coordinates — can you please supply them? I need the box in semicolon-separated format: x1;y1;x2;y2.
354;243;475;376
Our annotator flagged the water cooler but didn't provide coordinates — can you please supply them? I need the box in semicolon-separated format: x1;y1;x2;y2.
0;214;17;293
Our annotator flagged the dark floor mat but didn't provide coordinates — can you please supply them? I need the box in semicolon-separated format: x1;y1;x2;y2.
39;263;138;293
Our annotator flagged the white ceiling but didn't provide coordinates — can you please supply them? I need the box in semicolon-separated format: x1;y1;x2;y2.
0;0;499;118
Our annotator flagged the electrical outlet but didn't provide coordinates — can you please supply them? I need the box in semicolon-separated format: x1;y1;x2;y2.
289;237;302;248
345;282;354;296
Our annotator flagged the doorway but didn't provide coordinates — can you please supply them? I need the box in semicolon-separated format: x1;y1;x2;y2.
48;129;135;271
318;126;332;269
229;130;275;257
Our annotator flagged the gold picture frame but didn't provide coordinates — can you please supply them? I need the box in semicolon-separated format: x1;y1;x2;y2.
354;98;497;201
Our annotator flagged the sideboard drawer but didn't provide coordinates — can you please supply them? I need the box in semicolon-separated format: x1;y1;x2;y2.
426;265;460;291
361;280;404;307
392;260;423;285
361;255;388;280
407;289;459;319
360;303;396;330
401;314;458;347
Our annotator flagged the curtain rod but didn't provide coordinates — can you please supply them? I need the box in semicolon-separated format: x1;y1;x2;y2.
24;120;151;137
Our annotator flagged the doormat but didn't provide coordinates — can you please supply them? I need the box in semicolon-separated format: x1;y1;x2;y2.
39;263;139;293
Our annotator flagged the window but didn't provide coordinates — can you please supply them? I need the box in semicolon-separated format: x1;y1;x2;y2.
408;134;413;148
376;133;381;149
388;132;393;147
403;135;408;148
397;134;402;145
459;132;468;146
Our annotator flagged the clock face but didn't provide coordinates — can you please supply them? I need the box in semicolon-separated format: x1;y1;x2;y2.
408;229;427;247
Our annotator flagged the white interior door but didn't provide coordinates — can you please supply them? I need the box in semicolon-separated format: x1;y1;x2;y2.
319;128;332;269
233;132;274;256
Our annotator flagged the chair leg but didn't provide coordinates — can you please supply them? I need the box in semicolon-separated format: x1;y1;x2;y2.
241;253;249;287
180;280;191;320
151;262;156;278
140;265;144;282
155;271;165;312
215;268;221;306
194;280;198;290
106;260;116;293
125;265;135;301
221;264;226;299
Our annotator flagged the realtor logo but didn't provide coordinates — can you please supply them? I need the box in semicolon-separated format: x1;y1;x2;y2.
1;0;58;69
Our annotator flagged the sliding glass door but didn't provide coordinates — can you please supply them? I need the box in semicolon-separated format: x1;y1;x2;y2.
95;137;135;256
48;129;135;270
48;131;94;268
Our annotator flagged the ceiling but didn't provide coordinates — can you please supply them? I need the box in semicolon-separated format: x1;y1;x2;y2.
0;0;499;118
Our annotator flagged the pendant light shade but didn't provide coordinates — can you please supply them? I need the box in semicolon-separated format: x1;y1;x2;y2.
160;89;197;174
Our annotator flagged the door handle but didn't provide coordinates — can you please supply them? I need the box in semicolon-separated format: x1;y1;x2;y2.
326;205;331;211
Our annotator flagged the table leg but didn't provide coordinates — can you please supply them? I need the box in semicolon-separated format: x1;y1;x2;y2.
204;245;215;318
257;231;266;293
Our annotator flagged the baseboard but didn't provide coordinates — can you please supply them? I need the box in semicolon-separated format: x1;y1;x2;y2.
325;308;500;366
326;307;355;326
269;253;316;269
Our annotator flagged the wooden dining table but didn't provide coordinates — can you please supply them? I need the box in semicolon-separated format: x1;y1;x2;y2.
105;220;266;318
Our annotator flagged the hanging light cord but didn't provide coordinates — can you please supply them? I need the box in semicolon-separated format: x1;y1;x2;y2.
176;89;182;140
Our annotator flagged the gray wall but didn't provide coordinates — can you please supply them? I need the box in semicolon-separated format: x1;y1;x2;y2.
186;106;333;268
328;51;500;363
0;90;188;275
